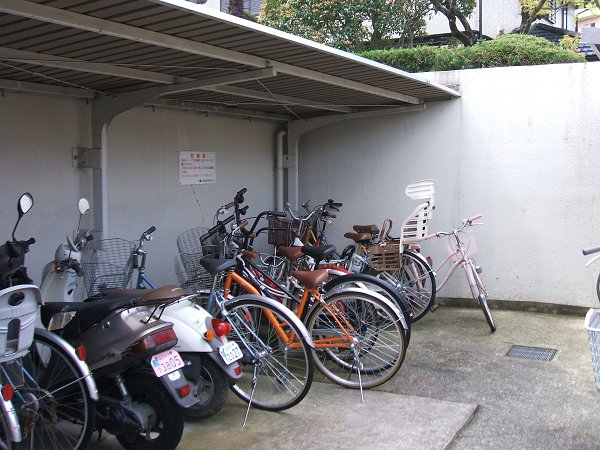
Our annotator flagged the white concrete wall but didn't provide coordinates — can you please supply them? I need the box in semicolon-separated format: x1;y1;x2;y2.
0;93;280;288
2;63;599;307
298;62;600;307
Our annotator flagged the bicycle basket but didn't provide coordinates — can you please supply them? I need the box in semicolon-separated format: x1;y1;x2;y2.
585;308;600;391
368;241;402;272
81;238;135;296
268;217;303;247
176;226;225;290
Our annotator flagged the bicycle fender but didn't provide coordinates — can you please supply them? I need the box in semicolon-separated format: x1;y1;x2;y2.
403;249;436;275
586;254;600;268
34;328;99;401
322;287;409;332
224;294;315;348
0;397;21;443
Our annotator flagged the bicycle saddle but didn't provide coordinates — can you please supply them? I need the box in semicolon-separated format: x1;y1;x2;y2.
353;224;379;234
291;269;329;289
343;232;373;243
277;246;303;261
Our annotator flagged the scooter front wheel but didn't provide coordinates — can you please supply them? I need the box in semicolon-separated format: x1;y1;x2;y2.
116;374;184;450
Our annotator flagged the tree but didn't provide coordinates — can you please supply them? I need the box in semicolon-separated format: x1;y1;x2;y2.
429;0;478;46
259;0;430;51
513;0;600;34
229;0;244;17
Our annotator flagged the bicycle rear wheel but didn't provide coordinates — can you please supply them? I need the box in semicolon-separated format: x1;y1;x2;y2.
322;273;411;347
374;250;435;322
19;331;96;450
226;295;314;411
305;289;405;389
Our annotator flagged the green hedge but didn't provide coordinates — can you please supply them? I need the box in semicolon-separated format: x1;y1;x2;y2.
360;34;585;72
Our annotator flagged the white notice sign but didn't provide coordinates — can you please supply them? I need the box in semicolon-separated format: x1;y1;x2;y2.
179;151;216;185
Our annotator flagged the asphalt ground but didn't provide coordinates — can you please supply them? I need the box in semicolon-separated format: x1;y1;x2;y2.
90;305;600;450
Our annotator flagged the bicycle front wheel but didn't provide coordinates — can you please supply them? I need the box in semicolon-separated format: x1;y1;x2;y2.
375;250;435;322
306;289;406;389
470;261;496;332
19;331;96;450
226;295;314;411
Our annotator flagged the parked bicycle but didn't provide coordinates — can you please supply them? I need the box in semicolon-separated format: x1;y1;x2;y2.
184;189;408;402
421;214;496;332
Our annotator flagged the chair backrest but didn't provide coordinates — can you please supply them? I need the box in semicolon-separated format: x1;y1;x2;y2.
400;180;435;244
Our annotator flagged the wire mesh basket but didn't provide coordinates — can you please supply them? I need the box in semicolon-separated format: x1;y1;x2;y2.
585;308;600;391
176;226;226;291
368;241;402;272
81;238;135;296
254;252;288;282
268;217;303;247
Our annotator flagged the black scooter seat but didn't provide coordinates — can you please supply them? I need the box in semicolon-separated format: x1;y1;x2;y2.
301;244;336;261
40;296;139;340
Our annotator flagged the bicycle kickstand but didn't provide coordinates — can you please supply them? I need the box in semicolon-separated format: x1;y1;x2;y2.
352;346;365;403
242;363;260;427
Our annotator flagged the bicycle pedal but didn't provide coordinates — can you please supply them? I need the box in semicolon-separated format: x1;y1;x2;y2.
430;304;439;312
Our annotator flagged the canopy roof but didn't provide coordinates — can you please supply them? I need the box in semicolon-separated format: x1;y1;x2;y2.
0;0;460;122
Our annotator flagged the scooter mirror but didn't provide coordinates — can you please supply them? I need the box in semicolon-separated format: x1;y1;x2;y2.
78;198;90;215
18;193;34;216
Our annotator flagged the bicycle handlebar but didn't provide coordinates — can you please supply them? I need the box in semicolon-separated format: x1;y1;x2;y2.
426;213;484;239
583;245;600;256
468;213;483;224
326;199;342;210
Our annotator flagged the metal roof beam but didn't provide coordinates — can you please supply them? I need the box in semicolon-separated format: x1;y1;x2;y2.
0;78;95;98
147;99;290;122
0;47;337;114
0;47;178;84
203;85;354;113
158;67;276;96
0;0;421;103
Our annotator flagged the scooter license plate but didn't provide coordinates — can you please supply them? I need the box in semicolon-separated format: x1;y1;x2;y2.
150;349;185;378
219;341;243;365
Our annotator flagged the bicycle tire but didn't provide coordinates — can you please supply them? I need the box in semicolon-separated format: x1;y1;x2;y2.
373;249;436;322
596;271;600;304
19;331;96;450
226;295;314;411
322;273;412;347
470;262;496;332
305;288;406;389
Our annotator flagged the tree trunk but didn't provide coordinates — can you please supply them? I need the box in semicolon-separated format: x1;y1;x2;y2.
512;0;546;34
229;0;244;17
432;0;478;46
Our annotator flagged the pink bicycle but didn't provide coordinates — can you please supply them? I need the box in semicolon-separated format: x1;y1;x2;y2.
423;214;496;332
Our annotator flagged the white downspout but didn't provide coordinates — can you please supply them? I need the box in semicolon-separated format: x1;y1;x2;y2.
276;130;286;211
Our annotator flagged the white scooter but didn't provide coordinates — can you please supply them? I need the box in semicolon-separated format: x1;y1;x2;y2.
40;199;243;420
40;198;91;303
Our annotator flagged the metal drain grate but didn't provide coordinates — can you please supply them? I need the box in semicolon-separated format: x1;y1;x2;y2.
506;345;557;361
